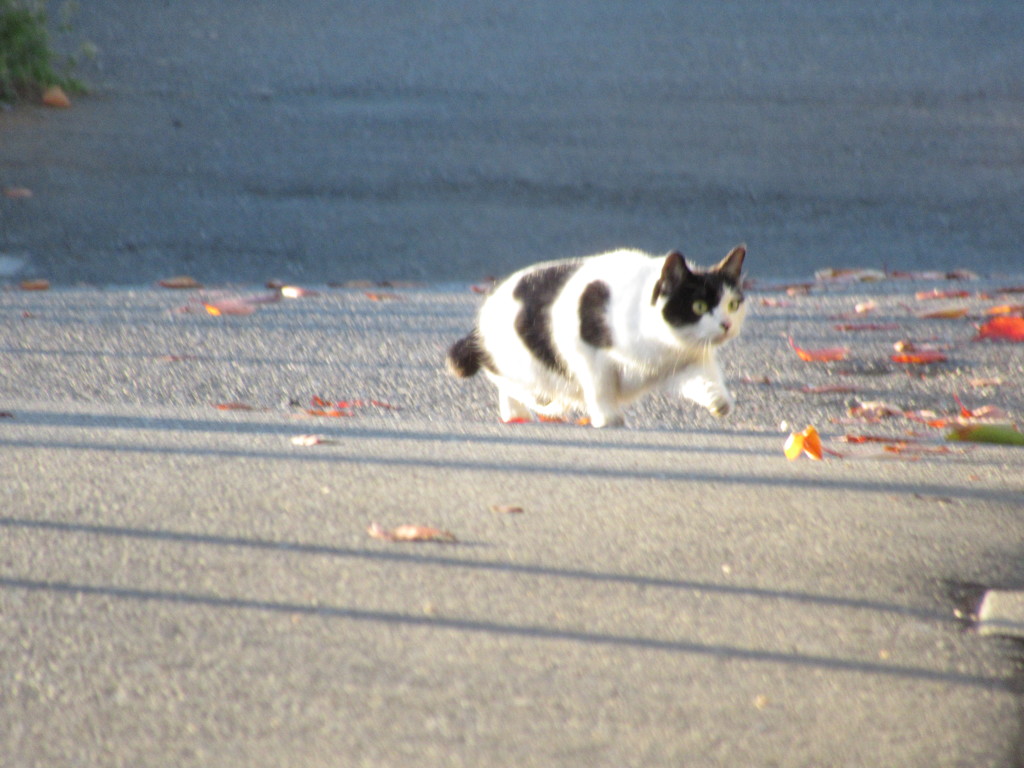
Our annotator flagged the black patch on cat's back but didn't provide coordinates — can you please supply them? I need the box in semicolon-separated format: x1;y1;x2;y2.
512;261;579;376
579;280;613;348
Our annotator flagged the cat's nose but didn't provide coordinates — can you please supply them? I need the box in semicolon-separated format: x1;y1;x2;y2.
720;319;732;332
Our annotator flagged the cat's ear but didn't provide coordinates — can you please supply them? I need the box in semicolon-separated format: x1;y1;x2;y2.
651;251;690;305
716;244;746;282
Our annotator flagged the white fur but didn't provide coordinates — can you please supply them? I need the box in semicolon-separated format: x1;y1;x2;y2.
476;248;746;427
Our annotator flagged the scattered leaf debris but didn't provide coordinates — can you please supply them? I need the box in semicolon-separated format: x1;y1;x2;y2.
490;504;525;515
302;396;401;418
291;434;333;446
891;350;948;364
42;85;71;108
788;337;849;362
975;316;1024;342
159;276;202;289
784;425;824;461
367;522;457;543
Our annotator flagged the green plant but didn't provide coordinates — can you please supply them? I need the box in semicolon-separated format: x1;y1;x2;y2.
0;0;82;102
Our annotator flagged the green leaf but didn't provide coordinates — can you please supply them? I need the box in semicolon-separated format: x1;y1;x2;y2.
946;423;1024;446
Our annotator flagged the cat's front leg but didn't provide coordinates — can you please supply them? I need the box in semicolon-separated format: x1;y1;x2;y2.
673;359;734;417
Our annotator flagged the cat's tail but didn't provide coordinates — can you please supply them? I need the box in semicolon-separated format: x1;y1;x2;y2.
447;330;486;378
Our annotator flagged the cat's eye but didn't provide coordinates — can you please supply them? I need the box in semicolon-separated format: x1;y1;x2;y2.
728;298;741;312
692;300;709;315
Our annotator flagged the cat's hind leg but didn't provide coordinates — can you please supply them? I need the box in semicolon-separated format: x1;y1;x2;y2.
497;391;534;423
572;354;624;428
486;374;566;422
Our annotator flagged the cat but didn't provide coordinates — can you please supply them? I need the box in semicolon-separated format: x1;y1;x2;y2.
447;245;747;428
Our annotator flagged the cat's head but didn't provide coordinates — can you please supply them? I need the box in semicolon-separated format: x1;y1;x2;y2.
650;245;747;347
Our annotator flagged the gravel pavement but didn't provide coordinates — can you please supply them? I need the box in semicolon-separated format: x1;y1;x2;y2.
1;280;1023;767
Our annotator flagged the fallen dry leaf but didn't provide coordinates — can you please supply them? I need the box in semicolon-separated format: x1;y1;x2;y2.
304;408;354;418
159;276;202;289
848;400;903;420
904;410;952;429
842;434;915;444
204;299;257;316
280;285;319;299
367;522;457;543
815;268;886;283
883;443;953;456
833;322;900;332
291;434;332;446
892;350;948;364
969;377;1004;388
213;402;261;411
19;279;50;291
916;289;970;300
975;316;1024;342
784;425;824;461
306;396;400;414
802;384;861;394
984;304;1024;316
917;306;969;319
889;269;977;281
952;394;1009;422
490;504;525;515
41;85;70;108
788;337;848;362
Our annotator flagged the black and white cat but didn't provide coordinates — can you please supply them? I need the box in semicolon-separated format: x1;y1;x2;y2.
447;245;747;428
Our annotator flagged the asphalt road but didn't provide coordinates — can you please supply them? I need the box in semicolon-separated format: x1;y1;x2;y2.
2;1;1023;285
1;279;1023;767
1;2;1024;766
